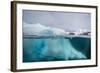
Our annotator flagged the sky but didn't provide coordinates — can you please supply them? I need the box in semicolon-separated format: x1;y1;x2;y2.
22;10;91;32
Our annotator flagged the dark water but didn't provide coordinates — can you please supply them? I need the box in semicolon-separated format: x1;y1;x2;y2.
23;36;91;62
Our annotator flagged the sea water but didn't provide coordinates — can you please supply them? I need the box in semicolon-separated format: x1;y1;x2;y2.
23;36;91;62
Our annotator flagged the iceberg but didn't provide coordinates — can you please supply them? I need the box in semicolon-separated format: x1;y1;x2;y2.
23;23;90;62
23;22;67;36
23;23;49;35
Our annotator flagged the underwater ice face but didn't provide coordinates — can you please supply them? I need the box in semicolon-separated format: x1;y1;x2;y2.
40;37;87;60
23;37;90;62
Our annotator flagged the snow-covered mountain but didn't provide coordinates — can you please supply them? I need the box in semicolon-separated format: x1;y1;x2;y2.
74;29;91;35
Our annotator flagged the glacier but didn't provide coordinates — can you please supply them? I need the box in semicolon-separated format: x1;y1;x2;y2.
23;23;91;62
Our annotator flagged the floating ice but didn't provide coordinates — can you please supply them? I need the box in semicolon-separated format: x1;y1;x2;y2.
23;23;90;62
23;22;67;36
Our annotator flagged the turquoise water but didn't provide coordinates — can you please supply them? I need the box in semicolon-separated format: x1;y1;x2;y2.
23;36;91;62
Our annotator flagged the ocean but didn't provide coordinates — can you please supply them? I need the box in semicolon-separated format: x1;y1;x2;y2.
23;36;91;62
